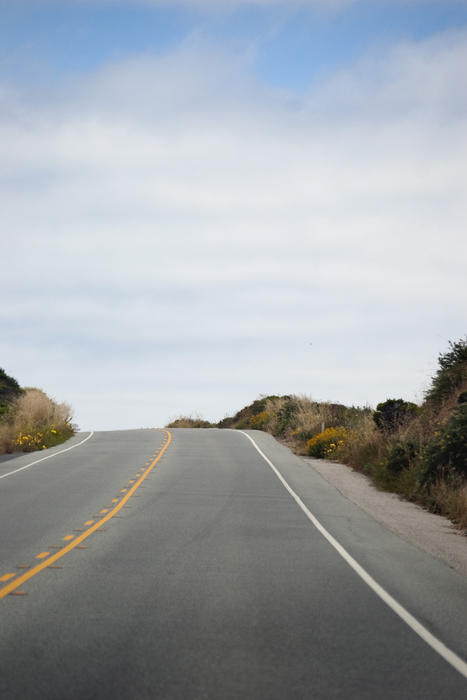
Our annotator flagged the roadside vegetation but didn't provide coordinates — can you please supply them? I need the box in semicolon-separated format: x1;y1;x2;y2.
0;368;74;454
166;415;217;429
167;338;467;532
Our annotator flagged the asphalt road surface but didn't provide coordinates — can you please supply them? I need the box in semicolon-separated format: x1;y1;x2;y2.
0;428;466;699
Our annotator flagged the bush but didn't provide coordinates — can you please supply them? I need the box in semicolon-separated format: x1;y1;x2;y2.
425;338;467;408
373;398;419;433
166;415;216;428
217;395;282;429
0;368;23;417
274;398;299;435
421;402;467;483
385;440;419;475
307;427;353;458
250;410;271;430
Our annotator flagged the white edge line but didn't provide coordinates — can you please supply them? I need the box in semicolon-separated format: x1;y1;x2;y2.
239;430;467;680
0;432;95;480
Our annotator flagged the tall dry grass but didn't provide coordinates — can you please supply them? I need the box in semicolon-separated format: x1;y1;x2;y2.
166;414;215;429
293;396;328;435
334;413;387;474
428;481;467;531
260;395;327;449
0;388;74;453
13;389;71;429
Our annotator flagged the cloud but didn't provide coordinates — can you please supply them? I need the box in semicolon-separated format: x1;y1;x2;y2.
1;29;466;429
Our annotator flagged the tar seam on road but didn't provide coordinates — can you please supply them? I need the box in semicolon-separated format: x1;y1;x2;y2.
239;430;467;680
0;429;171;599
0;431;95;480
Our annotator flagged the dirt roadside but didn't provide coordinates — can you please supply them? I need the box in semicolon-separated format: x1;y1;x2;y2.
302;455;467;579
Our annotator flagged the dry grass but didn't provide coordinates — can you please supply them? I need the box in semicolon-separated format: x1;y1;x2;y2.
0;425;14;453
166;414;215;429
263;396;290;435
400;379;467;448
428;481;467;532
13;389;71;430
292;396;328;435
0;388;73;453
334;414;387;474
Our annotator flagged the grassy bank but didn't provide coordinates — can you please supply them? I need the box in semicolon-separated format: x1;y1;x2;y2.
0;368;75;454
167;338;467;532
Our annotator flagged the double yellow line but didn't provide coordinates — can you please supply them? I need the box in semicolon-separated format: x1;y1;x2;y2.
0;429;172;600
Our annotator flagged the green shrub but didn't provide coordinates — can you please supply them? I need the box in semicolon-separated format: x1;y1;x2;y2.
385;440;419;474
372;460;399;492
425;338;467;407
421;402;467;483
275;398;299;435
395;465;420;501
373;398;419;433
0;368;23;416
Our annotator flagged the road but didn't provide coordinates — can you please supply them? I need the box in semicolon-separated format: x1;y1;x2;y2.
0;428;466;699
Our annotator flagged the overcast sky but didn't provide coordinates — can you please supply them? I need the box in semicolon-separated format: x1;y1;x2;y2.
1;0;466;430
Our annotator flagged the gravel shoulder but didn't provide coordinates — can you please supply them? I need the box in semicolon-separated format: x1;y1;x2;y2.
302;455;467;579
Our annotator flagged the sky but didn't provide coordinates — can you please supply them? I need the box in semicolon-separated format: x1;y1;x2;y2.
1;0;466;431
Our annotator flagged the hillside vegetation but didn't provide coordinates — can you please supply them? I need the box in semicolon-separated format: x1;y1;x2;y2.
167;338;467;532
0;368;74;454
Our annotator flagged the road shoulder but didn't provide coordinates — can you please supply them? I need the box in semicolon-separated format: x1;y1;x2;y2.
302;455;467;579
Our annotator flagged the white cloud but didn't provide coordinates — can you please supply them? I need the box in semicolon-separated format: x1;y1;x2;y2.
1;30;466;429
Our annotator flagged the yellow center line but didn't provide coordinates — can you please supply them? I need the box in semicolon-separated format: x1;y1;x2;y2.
0;429;172;599
0;573;16;582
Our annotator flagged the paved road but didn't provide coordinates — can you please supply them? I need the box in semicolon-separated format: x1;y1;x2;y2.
0;428;466;699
